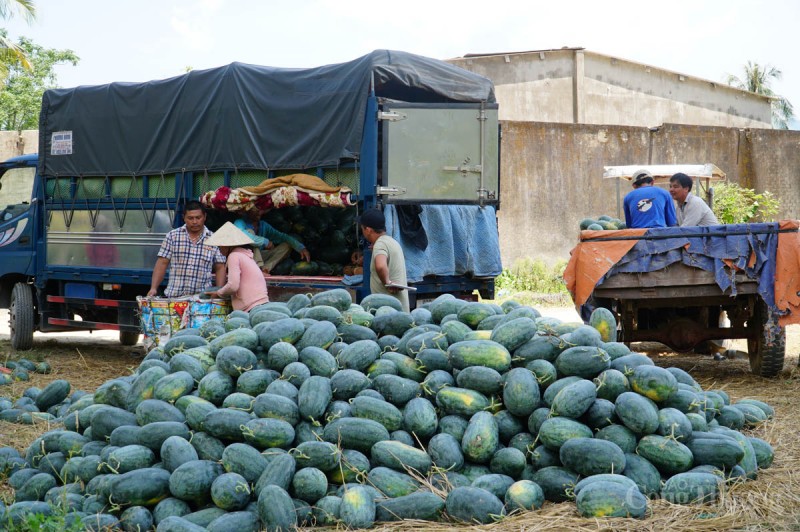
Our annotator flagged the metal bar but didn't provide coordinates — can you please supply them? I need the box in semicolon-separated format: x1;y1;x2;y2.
47;318;140;333
267;275;344;283
46;236;164;245
582;227;797;242
46;296;139;308
384;198;500;206
42;270;149;283
478;102;487;205
626;326;751;342
594;285;759;299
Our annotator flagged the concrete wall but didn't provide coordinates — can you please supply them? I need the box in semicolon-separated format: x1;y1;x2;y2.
748;128;800;216
0;130;38;161
498;121;800;266
450;49;773;128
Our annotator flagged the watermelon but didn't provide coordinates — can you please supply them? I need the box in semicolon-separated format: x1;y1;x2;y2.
588;307;617;342
445;486;505;524
576;480;647;518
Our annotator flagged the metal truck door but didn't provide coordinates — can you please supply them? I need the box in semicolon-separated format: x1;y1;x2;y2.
0;162;37;276
379;102;499;205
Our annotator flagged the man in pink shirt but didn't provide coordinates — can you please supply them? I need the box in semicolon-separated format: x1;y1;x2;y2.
205;222;269;311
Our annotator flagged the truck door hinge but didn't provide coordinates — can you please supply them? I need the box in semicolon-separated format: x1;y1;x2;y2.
378;111;407;122
376;186;406;196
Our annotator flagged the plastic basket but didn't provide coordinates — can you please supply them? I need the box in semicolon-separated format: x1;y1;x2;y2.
137;295;232;347
187;298;232;329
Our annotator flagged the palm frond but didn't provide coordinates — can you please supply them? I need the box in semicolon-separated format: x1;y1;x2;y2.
0;0;36;23
0;34;32;70
727;60;795;128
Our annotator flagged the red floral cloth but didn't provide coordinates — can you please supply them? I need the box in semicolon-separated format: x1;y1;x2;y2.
200;176;354;212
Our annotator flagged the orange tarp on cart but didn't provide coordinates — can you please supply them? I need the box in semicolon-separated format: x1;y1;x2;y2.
564;221;800;326
776;220;800;326
563;228;646;307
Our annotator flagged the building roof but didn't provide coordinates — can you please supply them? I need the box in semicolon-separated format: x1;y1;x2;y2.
450;48;774;102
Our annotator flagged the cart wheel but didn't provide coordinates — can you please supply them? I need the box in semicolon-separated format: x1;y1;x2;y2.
748;301;786;377
10;283;35;350
119;330;141;346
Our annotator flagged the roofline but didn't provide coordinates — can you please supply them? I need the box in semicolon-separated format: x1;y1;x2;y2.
448;48;775;102
453;47;586;59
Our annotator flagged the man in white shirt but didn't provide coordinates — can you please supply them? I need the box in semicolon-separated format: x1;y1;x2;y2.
669;173;719;227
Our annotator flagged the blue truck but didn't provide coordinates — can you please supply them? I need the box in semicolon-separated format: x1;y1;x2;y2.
0;50;502;349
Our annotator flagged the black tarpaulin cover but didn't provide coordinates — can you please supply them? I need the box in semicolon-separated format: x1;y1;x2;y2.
38;50;495;177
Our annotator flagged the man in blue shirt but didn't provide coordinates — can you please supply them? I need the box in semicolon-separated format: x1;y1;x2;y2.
623;169;678;228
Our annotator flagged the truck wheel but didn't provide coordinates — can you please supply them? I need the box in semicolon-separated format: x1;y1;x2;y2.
748;301;786;377
119;330;141;346
10;283;35;350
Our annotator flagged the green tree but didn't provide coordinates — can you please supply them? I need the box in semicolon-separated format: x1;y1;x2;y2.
0;32;78;131
711;182;780;224
726;61;795;129
0;0;36;73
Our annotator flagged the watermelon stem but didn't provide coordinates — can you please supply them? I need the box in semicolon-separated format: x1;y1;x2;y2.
102;461;120;475
289;448;311;461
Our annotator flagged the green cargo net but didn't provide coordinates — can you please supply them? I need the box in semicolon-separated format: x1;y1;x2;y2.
194;170;269;197
45;174;174;201
323;167;359;194
194;172;226;198
193;167;360;197
44;173;180;230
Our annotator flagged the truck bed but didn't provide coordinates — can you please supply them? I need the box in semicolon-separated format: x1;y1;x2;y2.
592;262;758;300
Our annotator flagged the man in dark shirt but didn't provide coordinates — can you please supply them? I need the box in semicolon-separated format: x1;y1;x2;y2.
623;169;678;228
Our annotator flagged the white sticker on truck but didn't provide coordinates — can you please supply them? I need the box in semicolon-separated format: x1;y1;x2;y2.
51;131;73;155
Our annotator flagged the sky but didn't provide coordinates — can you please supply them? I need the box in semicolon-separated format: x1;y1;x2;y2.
3;0;799;127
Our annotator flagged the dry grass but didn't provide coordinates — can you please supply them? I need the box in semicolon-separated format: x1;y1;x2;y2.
1;325;799;530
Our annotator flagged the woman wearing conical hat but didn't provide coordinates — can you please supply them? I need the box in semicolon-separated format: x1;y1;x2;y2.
205;222;269;311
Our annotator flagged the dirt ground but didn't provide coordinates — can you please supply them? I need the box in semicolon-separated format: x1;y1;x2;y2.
1;307;799;530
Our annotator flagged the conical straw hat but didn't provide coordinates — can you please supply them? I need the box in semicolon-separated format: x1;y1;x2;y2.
205;222;255;247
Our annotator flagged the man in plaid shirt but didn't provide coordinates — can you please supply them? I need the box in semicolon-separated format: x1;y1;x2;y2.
147;201;226;297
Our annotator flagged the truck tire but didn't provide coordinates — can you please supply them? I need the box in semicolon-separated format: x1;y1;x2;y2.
10;283;35;350
748;300;785;378
119;331;141;346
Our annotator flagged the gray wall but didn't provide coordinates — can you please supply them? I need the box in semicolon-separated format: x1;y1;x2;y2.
498;121;800;266
450;49;772;128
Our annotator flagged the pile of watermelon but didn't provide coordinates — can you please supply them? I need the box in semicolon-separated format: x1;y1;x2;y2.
262;206;361;276
579;215;626;231
0;289;776;530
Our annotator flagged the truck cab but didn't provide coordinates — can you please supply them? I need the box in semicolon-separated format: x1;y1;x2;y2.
0;153;146;349
0;154;39;348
